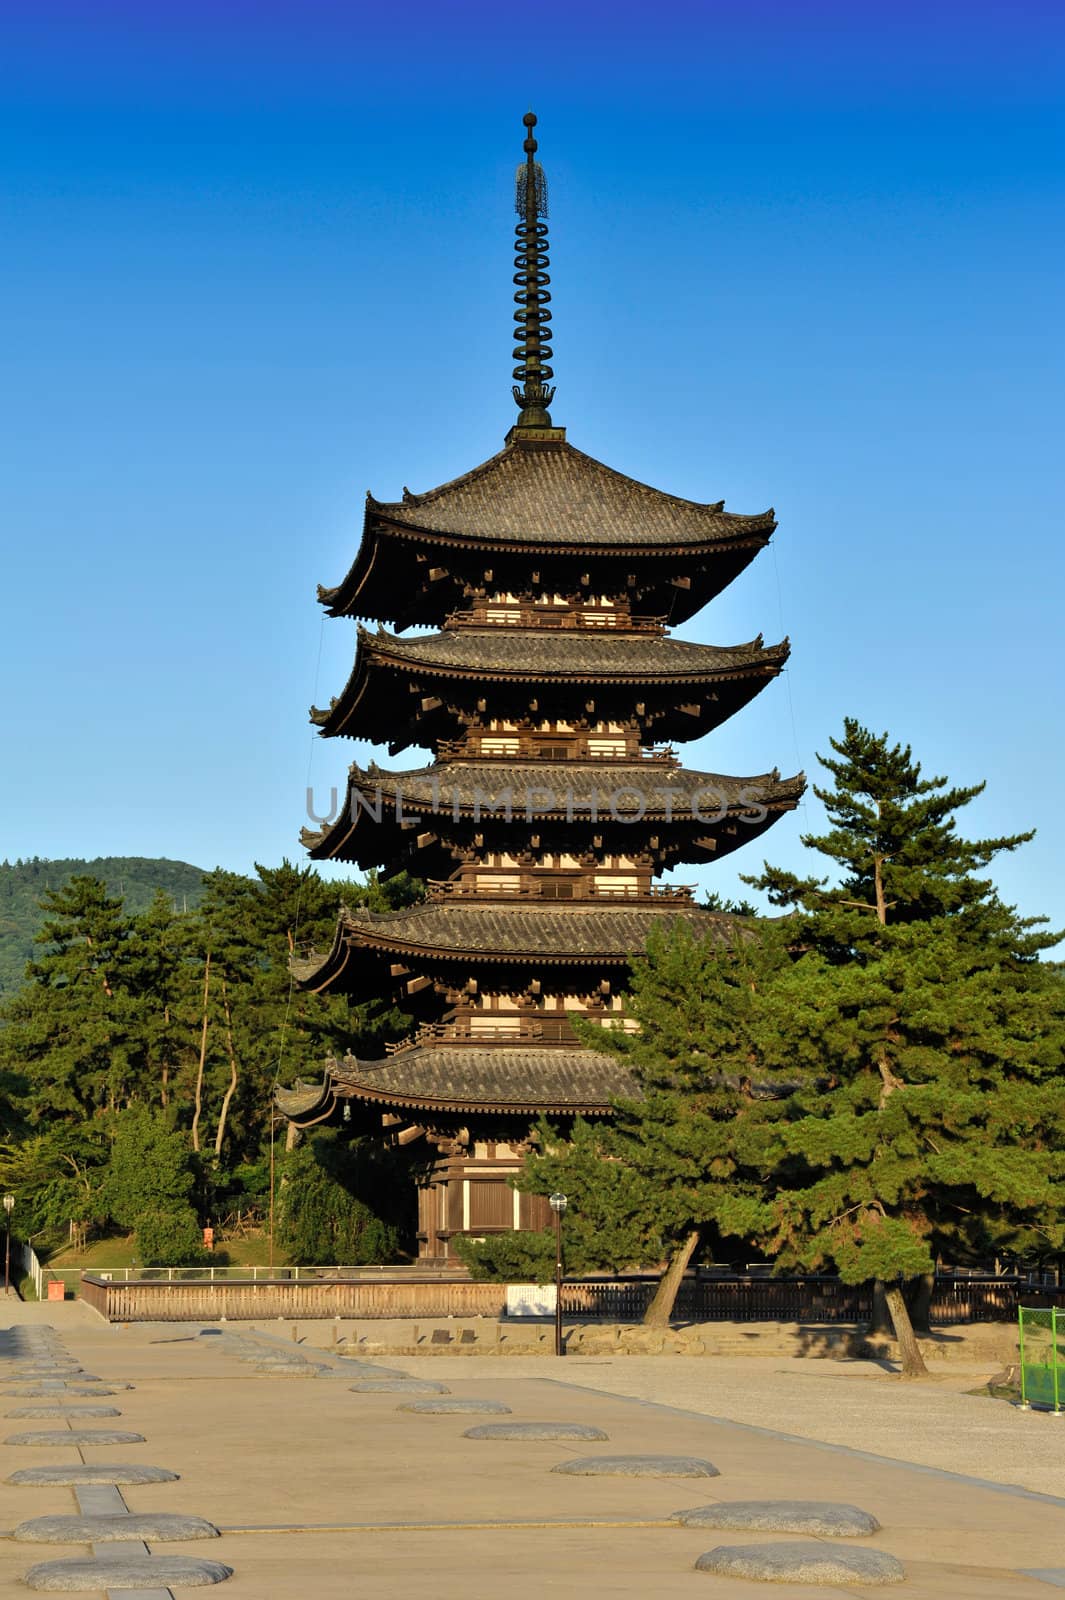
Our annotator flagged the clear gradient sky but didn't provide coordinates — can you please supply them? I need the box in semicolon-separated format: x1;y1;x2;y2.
2;1;1063;926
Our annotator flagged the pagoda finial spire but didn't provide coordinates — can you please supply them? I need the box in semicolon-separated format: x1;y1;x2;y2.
510;111;559;435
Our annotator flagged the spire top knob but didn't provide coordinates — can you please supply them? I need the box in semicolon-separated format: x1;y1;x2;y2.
509;109;562;441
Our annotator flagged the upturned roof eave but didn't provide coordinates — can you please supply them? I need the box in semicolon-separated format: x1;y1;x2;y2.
368;437;769;523
315;438;777;618
289;902;737;990
299;763;806;861
328;1040;638;1115
319;517;774;616
330;1081;618;1116
310;630;790;739
367;507;775;556
363;625;787;677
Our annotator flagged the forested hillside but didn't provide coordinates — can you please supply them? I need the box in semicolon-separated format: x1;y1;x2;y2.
0;857;206;995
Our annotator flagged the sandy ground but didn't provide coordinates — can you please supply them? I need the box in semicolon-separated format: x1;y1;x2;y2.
2;1301;1063;1599
402;1352;1065;1500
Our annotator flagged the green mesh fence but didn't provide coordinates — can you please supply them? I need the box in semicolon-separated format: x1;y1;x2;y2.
1018;1306;1064;1412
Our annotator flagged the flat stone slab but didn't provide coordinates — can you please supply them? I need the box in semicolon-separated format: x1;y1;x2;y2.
398;1399;512;1415
694;1542;904;1585
60;1386;128;1397
13;1513;220;1543
10;1369;78;1378
73;1485;126;1516
342;1369;412;1382
337;1365;409;1379
676;1500;880;1536
5;1429;145;1446
23;1555;233;1590
464;1421;609;1441
349;1379;450;1394
14;1372;101;1383
5;1407;122;1419
7;1464;179;1486
5;1384;132;1397
252;1364;322;1376
552;1454;720;1478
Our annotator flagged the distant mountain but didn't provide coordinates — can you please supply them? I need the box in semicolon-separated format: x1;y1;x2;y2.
0;856;207;997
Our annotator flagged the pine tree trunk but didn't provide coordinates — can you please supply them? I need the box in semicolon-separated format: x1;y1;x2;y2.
191;951;210;1154
161;1005;171;1109
643;1229;701;1327
906;1273;934;1336
884;1283;929;1378
214;977;239;1159
871;1279;893;1334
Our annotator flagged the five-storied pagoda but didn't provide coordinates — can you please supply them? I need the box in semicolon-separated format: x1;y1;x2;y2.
278;114;803;1260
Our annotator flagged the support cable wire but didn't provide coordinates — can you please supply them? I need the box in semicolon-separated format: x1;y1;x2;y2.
771;540;808;825
269;610;328;1267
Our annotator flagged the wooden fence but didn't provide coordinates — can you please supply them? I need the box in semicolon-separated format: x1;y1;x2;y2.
79;1271;1065;1326
79;1275;508;1323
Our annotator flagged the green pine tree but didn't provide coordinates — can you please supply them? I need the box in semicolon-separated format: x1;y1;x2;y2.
0;876;139;1122
730;720;1065;1375
515;916;795;1323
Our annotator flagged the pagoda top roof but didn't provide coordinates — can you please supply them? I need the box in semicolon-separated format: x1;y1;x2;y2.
276;1045;637;1121
365;438;774;551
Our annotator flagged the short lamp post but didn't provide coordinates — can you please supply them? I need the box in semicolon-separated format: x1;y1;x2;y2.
3;1194;14;1294
549;1192;568;1357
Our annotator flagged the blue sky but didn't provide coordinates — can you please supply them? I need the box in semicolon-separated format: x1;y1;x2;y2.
2;1;1063;926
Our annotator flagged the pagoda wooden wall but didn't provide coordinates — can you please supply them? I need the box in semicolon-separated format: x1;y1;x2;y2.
417;1149;554;1260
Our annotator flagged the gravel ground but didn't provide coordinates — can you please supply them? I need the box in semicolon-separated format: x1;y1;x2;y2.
396;1353;1065;1500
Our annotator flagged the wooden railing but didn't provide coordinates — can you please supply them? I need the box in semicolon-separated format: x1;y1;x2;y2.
434;741;678;763
425;879;694;902
443;605;667;633
79;1271;1065;1325
385;1017;580;1053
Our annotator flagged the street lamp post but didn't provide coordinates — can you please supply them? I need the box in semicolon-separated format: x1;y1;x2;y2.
548;1192;568;1357
3;1194;14;1294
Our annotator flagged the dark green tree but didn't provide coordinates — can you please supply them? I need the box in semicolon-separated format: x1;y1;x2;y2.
121;891;195;1116
0;859;424;1255
517;721;1064;1360
751;719;1041;937
188;862;418;1181
0;877;139;1122
0;1127;110;1238
515;917;794;1323
276;1130;408;1264
727;721;1065;1374
99;1104;197;1228
460;1113;660;1282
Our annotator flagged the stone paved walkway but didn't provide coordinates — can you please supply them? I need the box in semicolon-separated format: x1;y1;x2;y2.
2;1302;1063;1598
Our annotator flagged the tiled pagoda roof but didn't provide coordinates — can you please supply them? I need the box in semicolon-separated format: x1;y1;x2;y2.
275;1045;637;1120
300;758;805;865
362;626;783;678
365;440;773;550
291;900;735;992
310;628;789;743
